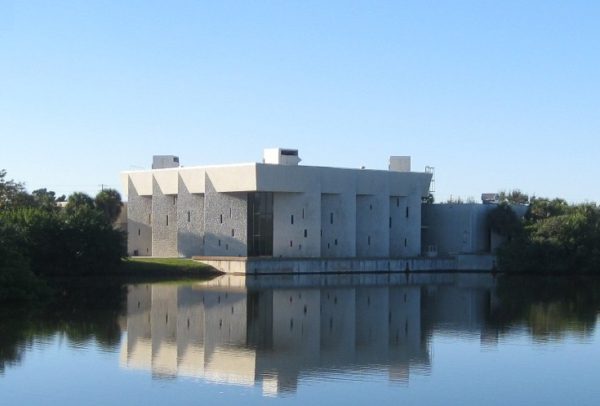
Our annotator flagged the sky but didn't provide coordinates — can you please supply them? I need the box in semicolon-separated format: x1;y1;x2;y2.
1;0;599;203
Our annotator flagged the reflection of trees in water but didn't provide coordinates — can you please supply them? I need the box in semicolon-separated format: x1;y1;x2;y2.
4;274;600;375
490;275;600;339
0;277;127;374
0;308;33;374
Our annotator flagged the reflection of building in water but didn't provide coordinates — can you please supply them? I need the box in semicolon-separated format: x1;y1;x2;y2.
121;275;494;394
121;276;494;396
420;281;500;347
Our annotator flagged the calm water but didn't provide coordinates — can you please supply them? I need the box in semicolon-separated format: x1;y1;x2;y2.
2;273;600;405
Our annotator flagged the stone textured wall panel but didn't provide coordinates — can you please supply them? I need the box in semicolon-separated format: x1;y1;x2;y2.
204;176;248;256
177;175;205;257
152;178;178;257
127;177;153;256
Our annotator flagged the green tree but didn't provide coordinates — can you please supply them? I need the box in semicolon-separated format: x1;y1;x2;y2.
31;188;59;212
95;189;123;224
498;189;529;205
526;197;570;222
1;207;126;277
0;221;43;302
65;192;95;215
497;200;600;273
488;203;523;239
0;169;32;210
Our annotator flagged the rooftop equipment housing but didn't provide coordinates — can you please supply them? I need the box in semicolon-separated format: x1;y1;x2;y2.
152;155;180;169
263;148;301;166
389;156;411;172
481;193;499;204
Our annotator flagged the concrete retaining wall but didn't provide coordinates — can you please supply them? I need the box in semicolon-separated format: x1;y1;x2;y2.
193;255;495;275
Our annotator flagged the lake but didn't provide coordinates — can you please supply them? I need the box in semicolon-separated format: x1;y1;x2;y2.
2;273;600;405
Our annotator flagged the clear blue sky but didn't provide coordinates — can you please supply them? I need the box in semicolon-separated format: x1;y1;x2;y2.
1;1;598;203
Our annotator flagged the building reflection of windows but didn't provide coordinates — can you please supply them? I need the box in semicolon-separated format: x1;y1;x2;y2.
121;276;493;395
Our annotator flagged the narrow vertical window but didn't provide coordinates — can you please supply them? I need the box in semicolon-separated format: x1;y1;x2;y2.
404;238;408;247
368;235;371;246
304;229;308;238
290;240;293;247
219;214;223;224
389;217;392;229
166;215;169;226
406;207;409;218
302;208;305;219
218;240;221;247
369;204;373;210
187;211;191;222
231;229;235;237
138;228;140;236
229;207;232;218
173;196;176;205
330;212;334;224
334;238;338;246
148;214;151;223
291;214;294;225
396;197;400;207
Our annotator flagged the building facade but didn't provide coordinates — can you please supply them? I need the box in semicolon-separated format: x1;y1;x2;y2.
421;202;529;257
121;149;432;258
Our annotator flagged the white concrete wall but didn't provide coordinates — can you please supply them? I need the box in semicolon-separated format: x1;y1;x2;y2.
206;165;257;193
389;196;409;257
203;176;248;256
153;169;179;195
320;193;356;257
356;194;390;257
127;178;152;256
151;178;178;257
177;176;204;257
273;191;321;257
421;204;493;256
405;191;423;256
123;159;432;259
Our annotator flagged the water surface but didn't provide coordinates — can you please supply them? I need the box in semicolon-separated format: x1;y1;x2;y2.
2;273;600;405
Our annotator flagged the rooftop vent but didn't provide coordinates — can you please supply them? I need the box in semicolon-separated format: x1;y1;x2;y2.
263;148;301;166
152;155;180;169
481;193;499;204
389;156;411;172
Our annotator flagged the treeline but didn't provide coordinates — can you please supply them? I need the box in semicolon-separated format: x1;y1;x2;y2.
489;195;600;273
0;170;126;302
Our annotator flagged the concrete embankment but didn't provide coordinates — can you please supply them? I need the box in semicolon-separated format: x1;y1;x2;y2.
192;254;496;275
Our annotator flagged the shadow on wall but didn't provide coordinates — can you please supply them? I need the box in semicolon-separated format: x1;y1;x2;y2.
128;219;152;256
203;232;247;257
177;230;204;257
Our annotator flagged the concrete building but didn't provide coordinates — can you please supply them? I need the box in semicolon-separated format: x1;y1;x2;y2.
121;149;432;259
421;203;528;258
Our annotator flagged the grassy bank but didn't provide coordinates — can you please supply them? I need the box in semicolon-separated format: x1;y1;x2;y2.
119;257;221;277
